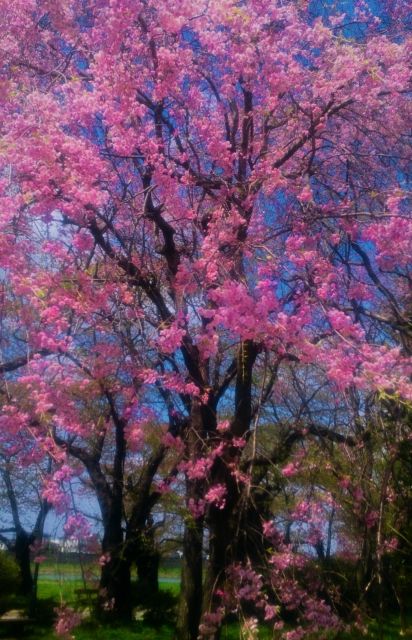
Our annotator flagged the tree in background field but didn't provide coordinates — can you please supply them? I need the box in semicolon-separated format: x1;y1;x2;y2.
0;300;52;598
0;266;182;618
0;0;411;638
0;430;51;598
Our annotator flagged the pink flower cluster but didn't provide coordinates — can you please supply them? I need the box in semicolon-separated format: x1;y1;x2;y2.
54;605;82;639
205;483;227;509
64;513;91;541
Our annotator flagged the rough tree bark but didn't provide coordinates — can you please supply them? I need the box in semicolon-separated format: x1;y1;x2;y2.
176;399;209;640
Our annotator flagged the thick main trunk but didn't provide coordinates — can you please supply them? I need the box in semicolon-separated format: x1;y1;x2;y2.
99;541;132;619
98;502;131;620
176;398;209;640
201;339;260;623
202;462;241;640
136;550;159;596
14;529;34;596
203;513;232;617
176;512;204;640
135;527;160;597
202;480;270;640
125;449;166;603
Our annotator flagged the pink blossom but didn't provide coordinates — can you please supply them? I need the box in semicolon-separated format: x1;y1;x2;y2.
64;514;91;540
284;628;305;640
205;483;227;509
217;420;230;432
182;456;213;480
264;604;278;621
281;462;299;478
157;322;186;354
382;537;398;552
365;510;379;529
54;605;82;639
298;187;312;203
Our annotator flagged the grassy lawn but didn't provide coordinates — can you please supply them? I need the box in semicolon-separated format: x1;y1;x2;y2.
0;564;409;639
37;579;180;602
37;561;180;579
15;622;175;640
34;558;180;600
2;620;278;640
2;614;411;640
16;617;411;640
37;561;95;575
37;579;86;603
338;614;412;639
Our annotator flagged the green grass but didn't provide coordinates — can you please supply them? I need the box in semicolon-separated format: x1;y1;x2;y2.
19;622;174;640
3;613;411;640
160;580;180;596
157;565;181;579
337;613;412;639
5;564;410;639
18;621;270;640
37;580;86;603
36;561;180;579
36;579;179;603
37;561;93;574
22;572;180;640
74;622;174;640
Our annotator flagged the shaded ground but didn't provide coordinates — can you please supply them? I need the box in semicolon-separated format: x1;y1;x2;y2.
0;562;410;639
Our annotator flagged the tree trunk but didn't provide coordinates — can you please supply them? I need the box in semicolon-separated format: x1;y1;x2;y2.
98;500;131;619
201;461;241;640
136;528;160;597
176;398;209;640
202;517;231;640
202;479;271;639
99;542;132;620
176;511;204;640
14;529;34;596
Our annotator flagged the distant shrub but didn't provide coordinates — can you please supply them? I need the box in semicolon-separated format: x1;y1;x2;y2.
0;551;21;610
142;589;177;626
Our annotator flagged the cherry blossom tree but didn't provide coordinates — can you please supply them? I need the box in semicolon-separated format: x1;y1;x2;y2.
0;0;410;638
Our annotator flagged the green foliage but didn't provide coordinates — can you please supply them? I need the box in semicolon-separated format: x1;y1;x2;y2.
0;551;21;610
